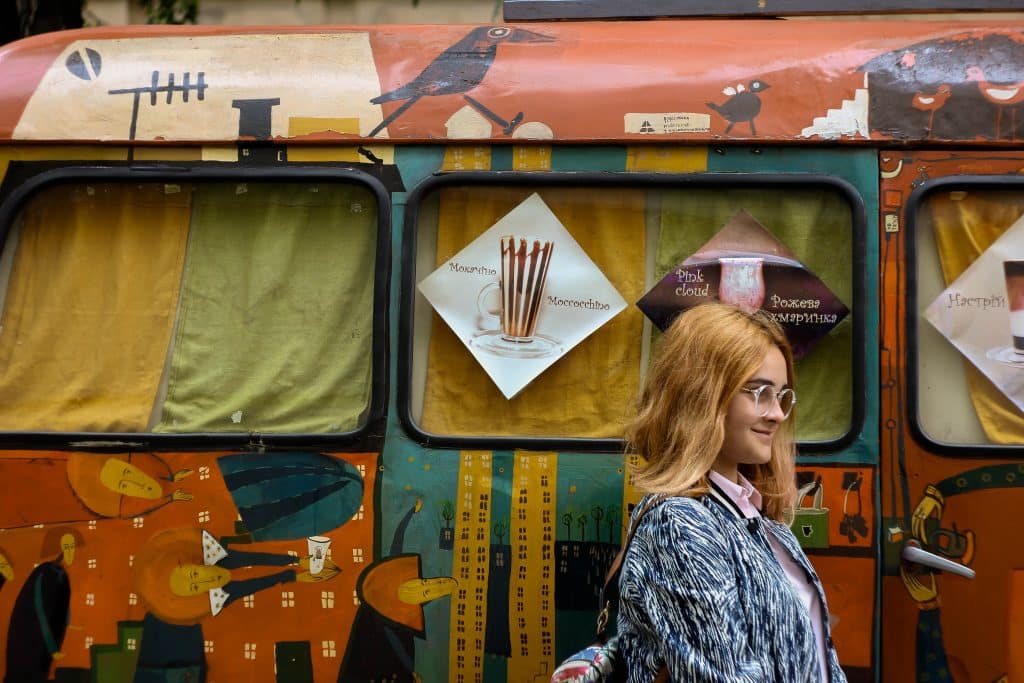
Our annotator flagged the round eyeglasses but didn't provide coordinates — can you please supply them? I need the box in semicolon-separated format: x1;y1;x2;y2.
740;385;796;420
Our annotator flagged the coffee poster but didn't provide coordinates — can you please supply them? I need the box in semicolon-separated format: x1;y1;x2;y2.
418;193;627;399
636;210;848;359
924;214;1024;413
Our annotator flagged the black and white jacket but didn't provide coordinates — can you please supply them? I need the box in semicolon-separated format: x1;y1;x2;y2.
616;492;847;682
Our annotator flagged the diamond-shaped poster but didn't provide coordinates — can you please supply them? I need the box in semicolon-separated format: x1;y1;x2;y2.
924;214;1024;413
636;210;848;359
418;193;627;399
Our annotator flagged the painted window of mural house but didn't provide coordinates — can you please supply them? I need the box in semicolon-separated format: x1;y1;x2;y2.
914;185;1024;448
0;177;383;439
403;178;861;448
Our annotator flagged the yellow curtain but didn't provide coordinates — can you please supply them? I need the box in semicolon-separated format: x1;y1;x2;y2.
928;193;1024;443
420;187;646;438
0;183;190;431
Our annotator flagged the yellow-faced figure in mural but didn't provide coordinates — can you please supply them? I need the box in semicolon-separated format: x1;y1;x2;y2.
338;498;457;682
68;452;193;519
5;526;84;679
134;527;340;625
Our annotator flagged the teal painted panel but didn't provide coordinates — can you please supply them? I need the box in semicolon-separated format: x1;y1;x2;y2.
491;146;513;171
550;146;627;171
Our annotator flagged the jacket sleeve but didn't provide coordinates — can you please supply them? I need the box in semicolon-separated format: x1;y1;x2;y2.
619;499;767;682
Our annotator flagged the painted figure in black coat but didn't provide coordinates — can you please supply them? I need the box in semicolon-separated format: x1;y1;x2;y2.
5;527;83;683
337;499;456;683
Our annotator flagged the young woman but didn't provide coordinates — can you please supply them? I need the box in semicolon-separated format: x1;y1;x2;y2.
617;303;846;682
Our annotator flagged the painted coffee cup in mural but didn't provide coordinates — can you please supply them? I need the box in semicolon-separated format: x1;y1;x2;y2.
477;235;555;342
1004;260;1024;355
718;256;766;313
307;536;331;575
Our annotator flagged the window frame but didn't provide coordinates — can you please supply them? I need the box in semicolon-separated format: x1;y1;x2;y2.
399;171;867;453
0;165;391;451
905;175;1024;457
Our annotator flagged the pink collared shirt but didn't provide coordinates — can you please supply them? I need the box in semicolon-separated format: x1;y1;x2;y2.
707;470;829;683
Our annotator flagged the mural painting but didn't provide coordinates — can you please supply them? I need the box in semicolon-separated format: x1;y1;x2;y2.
0;450;379;682
1;23;1023;146
1;16;1024;683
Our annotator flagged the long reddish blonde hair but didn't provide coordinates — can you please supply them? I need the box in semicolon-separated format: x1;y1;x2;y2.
626;303;797;520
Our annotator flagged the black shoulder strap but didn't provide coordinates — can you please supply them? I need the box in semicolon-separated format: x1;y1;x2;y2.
595;494;667;639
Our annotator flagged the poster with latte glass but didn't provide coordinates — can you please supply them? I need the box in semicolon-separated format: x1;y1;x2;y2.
636;210;848;359
418;193;627;399
924;214;1024;413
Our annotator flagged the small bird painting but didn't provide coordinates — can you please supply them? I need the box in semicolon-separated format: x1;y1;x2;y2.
911;84;951;137
966;65;1024;139
707;79;769;135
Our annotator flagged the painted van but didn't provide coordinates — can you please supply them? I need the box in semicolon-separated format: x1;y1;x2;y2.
0;12;1020;682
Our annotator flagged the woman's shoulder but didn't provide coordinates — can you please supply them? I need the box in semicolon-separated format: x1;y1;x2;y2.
624;494;734;570
632;494;724;540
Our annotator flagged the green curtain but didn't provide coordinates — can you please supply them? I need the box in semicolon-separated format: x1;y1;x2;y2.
156;183;377;434
658;188;854;442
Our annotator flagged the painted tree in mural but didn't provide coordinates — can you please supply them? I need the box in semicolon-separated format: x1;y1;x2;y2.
439;500;455;549
606;504;620;545
591;505;604;542
562;510;575;540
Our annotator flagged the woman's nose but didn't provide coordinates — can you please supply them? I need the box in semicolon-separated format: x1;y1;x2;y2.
764;395;786;422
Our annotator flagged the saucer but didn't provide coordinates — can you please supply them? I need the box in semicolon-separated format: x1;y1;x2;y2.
985;346;1024;367
470;330;562;359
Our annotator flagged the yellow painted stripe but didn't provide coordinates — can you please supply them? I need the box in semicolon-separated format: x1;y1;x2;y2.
0;146;127;190
449;450;493;683
442;146;491;171
133;147;203;161
512;146;551;171
285;145;395;165
288;117;360;137
0;146;127;161
201;147;238;162
626;146;708;172
508;450;557;682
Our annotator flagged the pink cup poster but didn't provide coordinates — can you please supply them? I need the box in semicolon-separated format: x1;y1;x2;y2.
636;210;848;359
924;214;1024;414
418;193;627;399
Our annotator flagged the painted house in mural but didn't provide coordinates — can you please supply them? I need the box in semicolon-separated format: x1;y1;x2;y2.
0;5;1021;681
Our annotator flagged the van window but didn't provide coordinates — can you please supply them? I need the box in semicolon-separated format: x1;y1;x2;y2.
913;187;1024;447
405;179;857;448
0;179;381;438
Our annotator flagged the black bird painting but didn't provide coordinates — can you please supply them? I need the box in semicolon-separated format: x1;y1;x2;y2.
367;26;554;138
706;79;770;135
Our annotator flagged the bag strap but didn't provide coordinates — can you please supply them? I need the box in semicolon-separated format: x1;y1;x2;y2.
595;494;667;639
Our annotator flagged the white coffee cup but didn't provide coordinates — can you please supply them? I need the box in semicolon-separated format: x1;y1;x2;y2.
307;536;331;575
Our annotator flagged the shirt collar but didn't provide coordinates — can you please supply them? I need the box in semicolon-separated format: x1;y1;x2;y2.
707;470;763;514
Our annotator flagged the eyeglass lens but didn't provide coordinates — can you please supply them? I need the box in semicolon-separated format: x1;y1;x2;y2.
755;386;794;416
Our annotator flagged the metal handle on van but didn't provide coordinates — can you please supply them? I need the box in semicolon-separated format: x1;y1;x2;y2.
901;540;976;579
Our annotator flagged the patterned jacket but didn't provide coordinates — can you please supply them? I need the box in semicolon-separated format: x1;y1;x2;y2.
617;492;847;682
